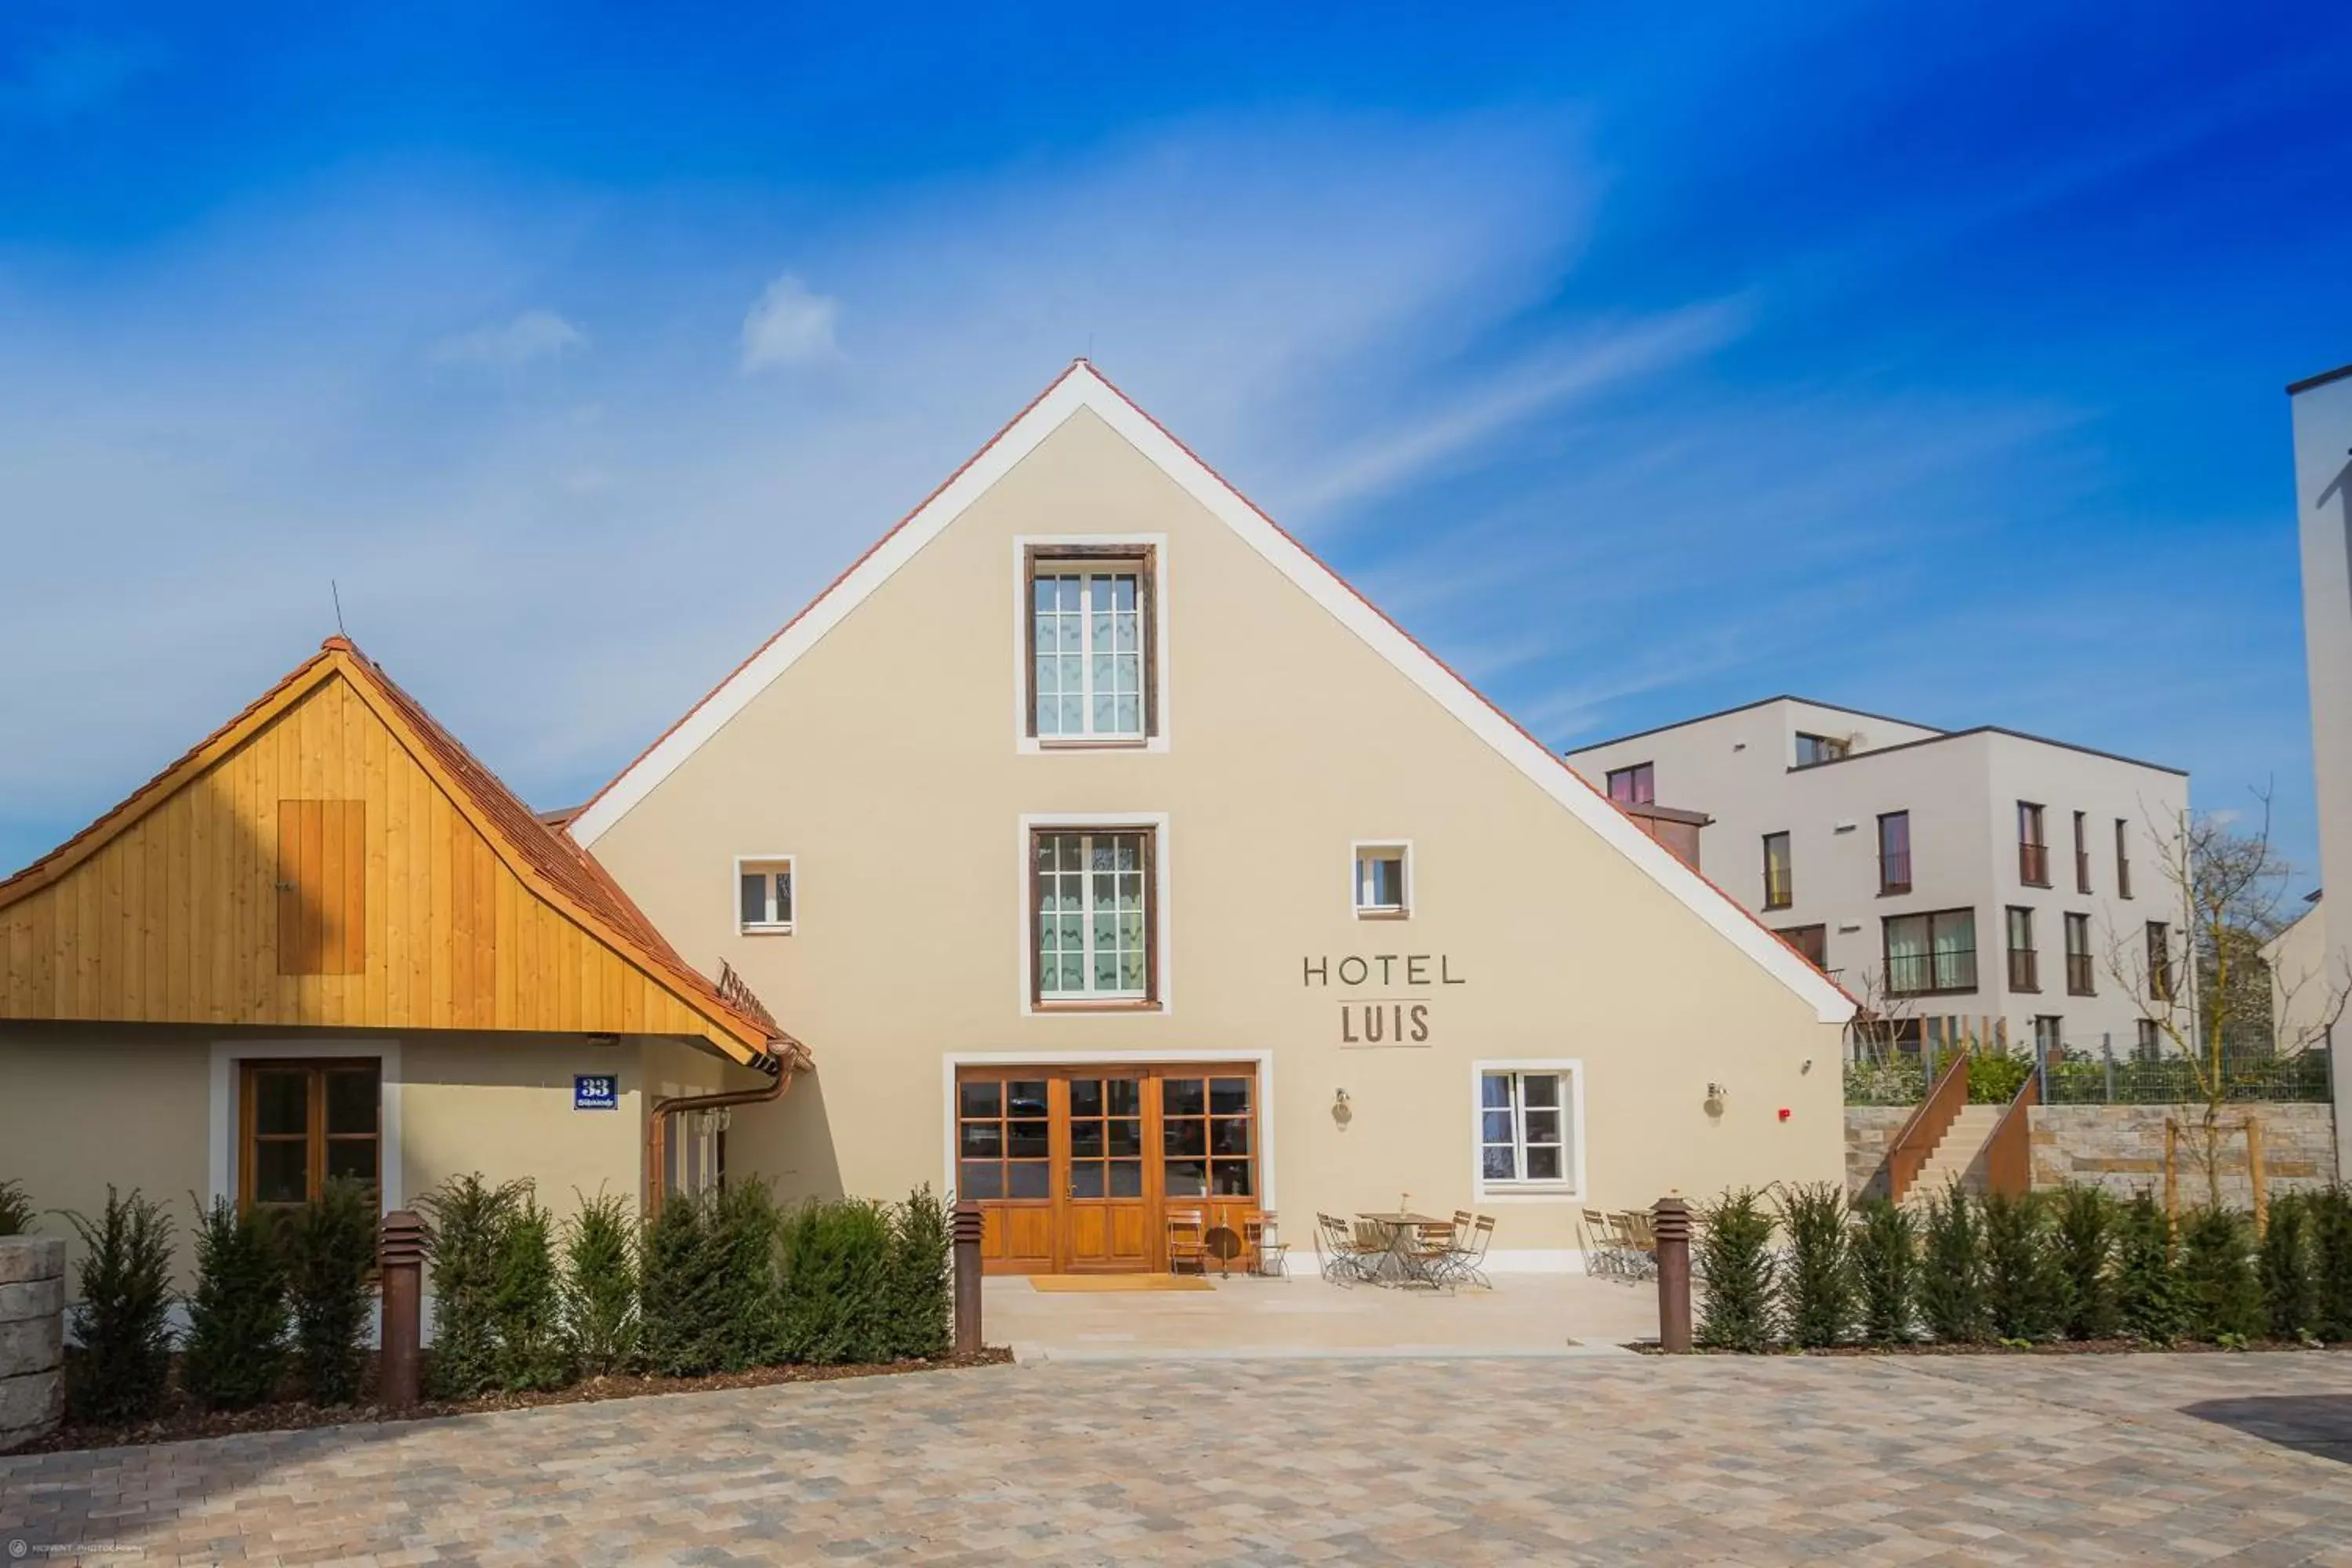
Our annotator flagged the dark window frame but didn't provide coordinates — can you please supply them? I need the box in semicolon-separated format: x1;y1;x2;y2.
1882;907;1979;997
2072;811;2092;894
2146;920;2174;1001
2063;912;2096;996
1762;831;1793;911
2005;906;2038;993
1775;924;1829;970
1605;762;1655;807
1023;544;1160;746
2115;818;2134;898
2017;801;2049;887
1877;811;1911;895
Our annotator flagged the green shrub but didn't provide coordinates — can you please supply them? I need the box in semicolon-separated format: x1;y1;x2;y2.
1695;1189;1777;1352
1773;1183;1853;1348
779;1196;895;1364
419;1174;525;1399
2261;1192;2319;1341
493;1194;569;1392
0;1179;32;1236
562;1189;640;1377
64;1187;176;1425
2050;1185;2118;1341
2310;1186;2352;1341
1966;1051;2032;1105
639;1184;782;1376
1917;1183;1987;1345
1980;1189;2059;1343
883;1186;953;1359
1849;1198;1918;1346
181;1195;287;1410
2178;1207;2263;1344
285;1178;377;1404
2114;1191;2188;1345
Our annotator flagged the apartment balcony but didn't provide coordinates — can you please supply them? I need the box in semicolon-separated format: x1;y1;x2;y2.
1886;949;1977;997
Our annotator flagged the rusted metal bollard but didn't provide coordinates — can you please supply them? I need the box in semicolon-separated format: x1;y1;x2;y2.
378;1209;428;1409
1653;1195;1693;1353
953;1201;985;1358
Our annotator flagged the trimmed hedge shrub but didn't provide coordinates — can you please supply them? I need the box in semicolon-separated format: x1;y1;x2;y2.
1850;1197;1918;1346
285;1177;378;1404
182;1194;288;1411
562;1189;641;1377
1696;1188;1776;1352
1981;1190;2060;1343
2311;1187;2352;1342
2260;1192;2318;1342
1918;1183;1987;1345
495;1193;570;1392
1775;1183;1853;1348
2114;1191;2188;1345
2178;1206;2263;1344
777;1198;894;1364
419;1174;526;1399
64;1186;176;1425
884;1186;953;1360
640;1182;782;1376
2050;1185;2118;1341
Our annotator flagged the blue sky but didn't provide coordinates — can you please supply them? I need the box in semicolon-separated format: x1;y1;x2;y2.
4;3;2350;884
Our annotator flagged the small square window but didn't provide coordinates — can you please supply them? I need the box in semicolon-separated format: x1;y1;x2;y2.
1353;844;1410;918
736;857;794;933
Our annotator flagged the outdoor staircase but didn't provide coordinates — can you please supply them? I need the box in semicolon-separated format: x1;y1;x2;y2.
1900;1102;2003;1206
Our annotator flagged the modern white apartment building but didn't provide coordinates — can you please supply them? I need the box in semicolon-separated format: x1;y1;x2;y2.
1568;698;2188;1059
2291;358;2352;1165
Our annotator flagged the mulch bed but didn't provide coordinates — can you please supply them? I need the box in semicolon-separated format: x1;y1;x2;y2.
10;1348;1014;1456
1627;1339;2348;1356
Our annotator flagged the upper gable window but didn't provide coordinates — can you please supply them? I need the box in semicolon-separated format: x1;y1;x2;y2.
1026;546;1156;745
737;856;794;934
1794;732;1849;767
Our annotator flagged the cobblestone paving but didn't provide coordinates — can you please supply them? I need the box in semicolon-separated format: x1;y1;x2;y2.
11;1355;2352;1564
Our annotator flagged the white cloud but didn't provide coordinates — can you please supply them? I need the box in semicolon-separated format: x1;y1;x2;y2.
739;274;840;372
430;310;588;368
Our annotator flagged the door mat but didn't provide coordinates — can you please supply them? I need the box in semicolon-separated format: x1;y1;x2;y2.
1029;1274;1218;1292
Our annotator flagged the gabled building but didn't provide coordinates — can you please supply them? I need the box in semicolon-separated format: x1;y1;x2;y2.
570;361;1853;1274
1566;697;2187;1059
0;637;801;1259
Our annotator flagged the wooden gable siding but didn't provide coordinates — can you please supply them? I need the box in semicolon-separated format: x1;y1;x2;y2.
0;669;723;1040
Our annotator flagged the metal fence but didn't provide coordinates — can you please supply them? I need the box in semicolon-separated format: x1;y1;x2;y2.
1846;1044;2332;1107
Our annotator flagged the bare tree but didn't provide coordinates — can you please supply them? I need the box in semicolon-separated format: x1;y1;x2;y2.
2106;788;2349;1205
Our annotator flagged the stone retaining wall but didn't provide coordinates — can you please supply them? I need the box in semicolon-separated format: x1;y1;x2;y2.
1845;1107;1912;1198
1844;1102;2339;1203
2030;1103;2339;1205
0;1235;66;1452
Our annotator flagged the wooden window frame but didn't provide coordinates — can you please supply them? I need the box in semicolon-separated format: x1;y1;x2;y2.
237;1057;383;1211
1023;544;1159;747
1029;825;1161;1011
1762;831;1793;911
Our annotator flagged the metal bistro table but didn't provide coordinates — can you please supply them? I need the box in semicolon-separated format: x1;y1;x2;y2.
1356;1210;1446;1287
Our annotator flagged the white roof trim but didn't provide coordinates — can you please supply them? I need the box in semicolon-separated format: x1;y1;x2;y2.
569;362;1855;1023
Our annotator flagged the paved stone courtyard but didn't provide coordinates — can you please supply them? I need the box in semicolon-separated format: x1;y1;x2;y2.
10;1353;2352;1564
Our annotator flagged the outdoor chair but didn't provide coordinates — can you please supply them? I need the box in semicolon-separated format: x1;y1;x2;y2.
1617;1209;1658;1280
1446;1214;1496;1290
1314;1211;1374;1285
1409;1220;1460;1291
1245;1213;1290;1279
1167;1209;1208;1276
1582;1207;1627;1279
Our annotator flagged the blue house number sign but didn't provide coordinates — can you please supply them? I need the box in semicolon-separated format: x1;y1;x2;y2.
574;1073;619;1111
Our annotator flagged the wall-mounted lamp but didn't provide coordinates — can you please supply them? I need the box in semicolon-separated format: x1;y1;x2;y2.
1331;1087;1352;1129
1801;1058;1813;1074
1703;1081;1727;1120
586;1033;620;1049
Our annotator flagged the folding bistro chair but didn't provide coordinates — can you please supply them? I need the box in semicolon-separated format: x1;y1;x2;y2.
1315;1212;1373;1285
1245;1213;1290;1279
1617;1209;1657;1281
1582;1208;1624;1279
1450;1214;1497;1290
1166;1208;1208;1276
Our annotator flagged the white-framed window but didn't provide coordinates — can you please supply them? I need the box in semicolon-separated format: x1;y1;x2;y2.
1472;1061;1584;1199
1027;548;1153;742
1352;841;1410;918
1032;828;1155;1004
735;856;795;934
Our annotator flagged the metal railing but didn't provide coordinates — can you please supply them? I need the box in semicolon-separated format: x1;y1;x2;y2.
2007;948;2038;993
1886;949;1977;997
1849;1043;2332;1107
2065;953;2095;995
1878;850;1911;895
2019;842;2049;885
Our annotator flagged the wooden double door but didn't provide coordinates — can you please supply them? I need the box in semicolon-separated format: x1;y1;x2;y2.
956;1064;1259;1274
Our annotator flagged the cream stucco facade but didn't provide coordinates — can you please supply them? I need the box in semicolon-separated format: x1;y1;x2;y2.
575;365;1853;1269
0;1022;731;1290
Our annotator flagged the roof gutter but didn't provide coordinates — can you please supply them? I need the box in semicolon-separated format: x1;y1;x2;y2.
647;1035;809;1218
